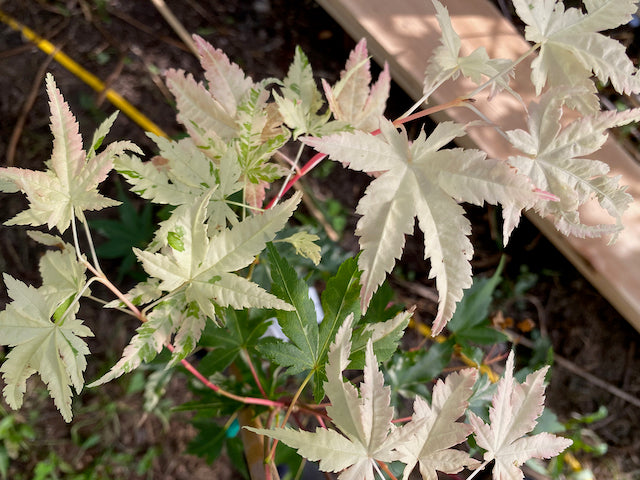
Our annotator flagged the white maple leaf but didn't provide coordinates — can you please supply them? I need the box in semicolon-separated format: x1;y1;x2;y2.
468;351;572;480
0;74;140;233
303;119;537;334
395;369;480;480
424;0;516;100
0;274;93;422
506;89;639;242
247;314;399;479
512;0;640;113
134;190;300;320
322;38;391;132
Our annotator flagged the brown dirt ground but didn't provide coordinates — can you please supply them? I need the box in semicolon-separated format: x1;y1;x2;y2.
0;1;639;479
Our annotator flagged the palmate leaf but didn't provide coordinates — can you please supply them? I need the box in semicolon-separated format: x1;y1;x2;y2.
116;136;243;231
512;0;640;113
304;119;537;334
0;74;140;233
274;47;350;139
322;38;391;132
395;369;480;480
506;89;639;242
198;307;271;375
248;315;399;480
468;351;572;480
0;275;93;422
135;191;301;320
424;0;516;100
259;242;320;374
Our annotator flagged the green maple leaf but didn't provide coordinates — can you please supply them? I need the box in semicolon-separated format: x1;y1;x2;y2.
513;0;640;113
0;74;140;233
0;275;93;422
198;307;271;375
304;119;537;334
258;242;320;375
248;315;399;480
135;191;301;320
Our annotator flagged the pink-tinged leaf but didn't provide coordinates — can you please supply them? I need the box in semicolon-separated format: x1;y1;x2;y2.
323;38;390;132
193;35;254;117
0;74;138;233
165;69;238;143
506;90;639;242
468;352;572;479
395;369;480;480
46;73;85;190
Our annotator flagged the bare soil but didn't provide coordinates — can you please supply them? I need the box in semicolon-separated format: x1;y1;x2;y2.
0;1;639;479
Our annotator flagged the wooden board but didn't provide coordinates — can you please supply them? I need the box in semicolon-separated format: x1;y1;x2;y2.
317;0;640;332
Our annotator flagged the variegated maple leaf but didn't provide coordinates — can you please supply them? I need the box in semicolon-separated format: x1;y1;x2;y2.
247;314;400;480
165;34;254;145
134;190;300;320
274;47;350;139
322;38;391;132
0;74;140;233
468;351;572;480
304;119;537;334
424;0;516;100
163;37;289;210
506;89;639;242
89;298;190;386
512;0;640;113
116;135;244;230
394;369;480;480
0;274;93;422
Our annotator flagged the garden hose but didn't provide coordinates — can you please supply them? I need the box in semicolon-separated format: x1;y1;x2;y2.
0;8;168;138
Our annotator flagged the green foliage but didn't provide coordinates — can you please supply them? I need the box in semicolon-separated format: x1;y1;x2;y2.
3;0;637;477
90;182;155;281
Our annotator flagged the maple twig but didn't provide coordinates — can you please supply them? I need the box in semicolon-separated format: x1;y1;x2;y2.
266;370;314;463
466;460;490;480
467;43;541;100
84;262;143;318
241;348;268;398
165;343;288;408
377;460;398;480
271;142;306;207
81;218;103;274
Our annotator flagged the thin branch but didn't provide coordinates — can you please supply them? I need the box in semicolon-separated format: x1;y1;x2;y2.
241;348;268;398
149;0;198;57
508;331;640;409
7;52;55;166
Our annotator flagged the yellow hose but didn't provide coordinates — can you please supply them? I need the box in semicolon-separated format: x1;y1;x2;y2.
0;8;168;138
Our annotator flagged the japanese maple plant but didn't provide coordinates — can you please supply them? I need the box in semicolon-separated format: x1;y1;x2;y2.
1;0;637;478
